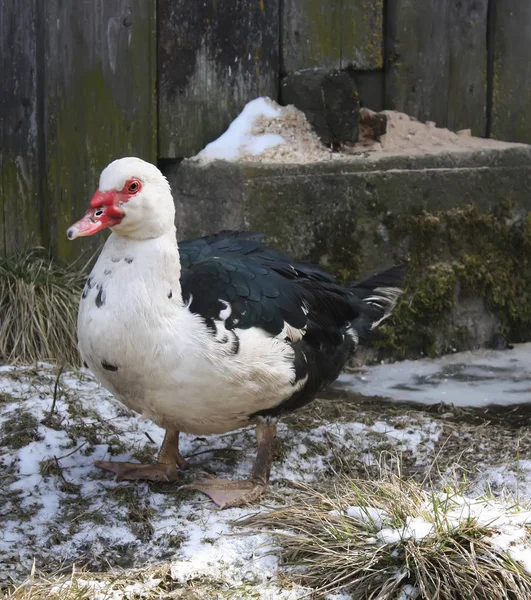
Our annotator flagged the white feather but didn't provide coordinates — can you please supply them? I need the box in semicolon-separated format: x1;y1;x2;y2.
368;286;403;330
218;299;232;320
278;321;307;342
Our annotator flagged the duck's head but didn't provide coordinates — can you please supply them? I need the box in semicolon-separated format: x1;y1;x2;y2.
67;157;175;241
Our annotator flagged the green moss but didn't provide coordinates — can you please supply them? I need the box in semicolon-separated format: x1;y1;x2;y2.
310;215;364;285
299;0;383;70
47;45;156;262
370;203;531;360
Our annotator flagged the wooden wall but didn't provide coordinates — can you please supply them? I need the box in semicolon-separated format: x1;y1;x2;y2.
491;1;531;142
385;0;488;136
159;0;279;158
1;0;156;260
1;0;42;255
281;0;383;72
1;0;531;260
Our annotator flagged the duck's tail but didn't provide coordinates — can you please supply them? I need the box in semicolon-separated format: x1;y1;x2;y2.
349;264;407;341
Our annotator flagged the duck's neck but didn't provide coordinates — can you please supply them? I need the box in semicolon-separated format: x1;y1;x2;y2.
102;227;183;306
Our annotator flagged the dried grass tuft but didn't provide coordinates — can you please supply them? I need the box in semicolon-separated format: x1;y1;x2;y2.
242;474;531;599
3;563;180;600
0;248;87;365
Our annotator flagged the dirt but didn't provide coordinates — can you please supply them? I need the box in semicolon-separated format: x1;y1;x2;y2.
365;110;519;156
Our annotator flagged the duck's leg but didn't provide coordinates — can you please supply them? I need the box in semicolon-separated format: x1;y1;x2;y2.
94;428;188;482
183;420;276;508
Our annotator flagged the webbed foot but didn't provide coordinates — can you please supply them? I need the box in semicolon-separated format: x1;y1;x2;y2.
94;460;178;482
183;420;276;508
94;428;187;482
182;477;266;508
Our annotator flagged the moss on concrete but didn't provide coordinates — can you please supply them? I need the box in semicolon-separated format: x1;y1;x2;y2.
370;202;531;360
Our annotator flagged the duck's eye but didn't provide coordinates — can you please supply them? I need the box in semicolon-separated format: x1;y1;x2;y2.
127;180;140;193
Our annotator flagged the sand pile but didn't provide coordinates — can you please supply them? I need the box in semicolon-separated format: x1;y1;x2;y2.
377;110;517;155
192;98;524;165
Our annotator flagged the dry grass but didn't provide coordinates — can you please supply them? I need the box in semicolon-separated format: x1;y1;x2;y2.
3;562;258;600
5;563;175;600
0;248;87;365
242;472;531;599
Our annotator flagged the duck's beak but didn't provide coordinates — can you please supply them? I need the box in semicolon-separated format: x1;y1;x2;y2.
67;190;125;240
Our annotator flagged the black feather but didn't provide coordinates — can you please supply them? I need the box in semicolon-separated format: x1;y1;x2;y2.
95;286;105;308
178;231;406;418
101;360;118;372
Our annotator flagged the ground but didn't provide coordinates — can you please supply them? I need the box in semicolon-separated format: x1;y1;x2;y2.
2;345;531;598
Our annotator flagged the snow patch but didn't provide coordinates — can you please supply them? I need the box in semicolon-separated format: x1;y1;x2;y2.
0;364;442;595
354;493;531;575
398;585;420;600
196;98;285;162
337;343;531;408
3;352;531;596
377;516;434;544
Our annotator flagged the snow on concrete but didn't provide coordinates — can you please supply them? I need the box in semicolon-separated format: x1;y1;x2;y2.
193;96;333;164
337;343;531;408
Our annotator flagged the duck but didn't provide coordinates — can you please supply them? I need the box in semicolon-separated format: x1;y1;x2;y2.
67;157;406;508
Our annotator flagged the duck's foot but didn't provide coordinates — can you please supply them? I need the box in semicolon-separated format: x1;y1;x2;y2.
94;428;187;482
94;460;178;482
182;477;266;508
184;420;277;508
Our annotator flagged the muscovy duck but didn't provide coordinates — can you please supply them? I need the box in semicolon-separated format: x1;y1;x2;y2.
67;157;406;508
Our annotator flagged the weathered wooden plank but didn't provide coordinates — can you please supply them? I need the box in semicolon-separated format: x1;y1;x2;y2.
158;0;279;159
386;0;487;135
447;0;488;135
341;0;384;70
281;0;341;73
43;0;157;262
0;0;42;255
491;1;531;142
281;0;383;74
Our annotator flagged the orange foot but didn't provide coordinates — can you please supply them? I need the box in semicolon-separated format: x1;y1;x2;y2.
94;460;178;482
182;477;267;508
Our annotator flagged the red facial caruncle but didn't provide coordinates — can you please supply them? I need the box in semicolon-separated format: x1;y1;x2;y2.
67;178;142;240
